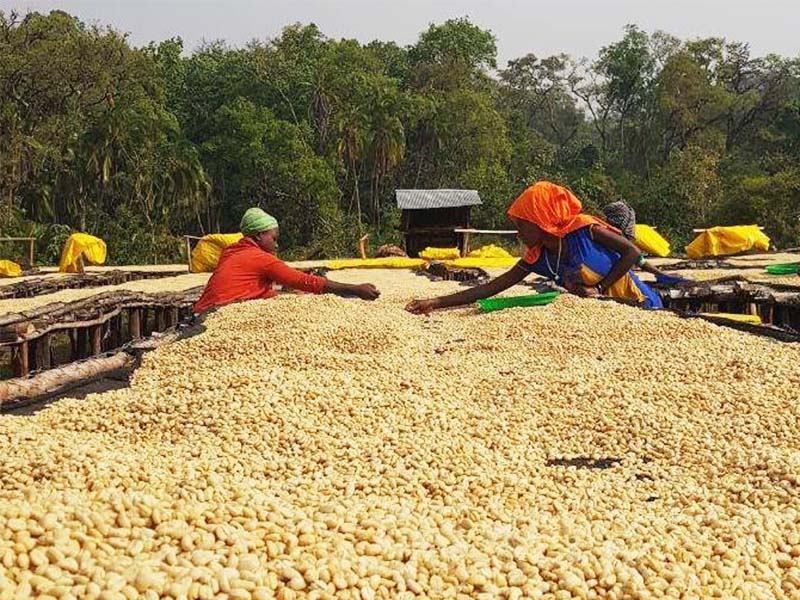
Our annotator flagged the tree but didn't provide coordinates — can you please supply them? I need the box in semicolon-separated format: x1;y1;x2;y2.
594;25;656;162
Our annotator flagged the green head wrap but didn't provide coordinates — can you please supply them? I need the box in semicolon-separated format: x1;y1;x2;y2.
240;208;278;236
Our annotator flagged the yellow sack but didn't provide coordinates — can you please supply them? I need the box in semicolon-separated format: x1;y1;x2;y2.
190;233;243;273
0;260;22;278
467;244;514;259
444;257;519;269
419;247;461;261
58;233;107;273
326;257;426;270
634;225;670;257
685;225;770;259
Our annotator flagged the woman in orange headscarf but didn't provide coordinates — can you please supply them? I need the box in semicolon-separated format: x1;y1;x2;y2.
405;181;662;314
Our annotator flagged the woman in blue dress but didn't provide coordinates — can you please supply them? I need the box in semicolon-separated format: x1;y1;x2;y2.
406;181;663;314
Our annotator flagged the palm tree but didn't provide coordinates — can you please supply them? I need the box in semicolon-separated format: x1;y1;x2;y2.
366;86;405;228
337;109;368;232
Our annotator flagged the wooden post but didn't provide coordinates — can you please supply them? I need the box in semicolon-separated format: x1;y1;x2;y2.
168;307;179;328
33;334;51;371
462;231;471;257
156;308;166;332
90;324;103;356
69;329;78;361
185;236;193;272
12;342;29;378
108;316;120;349
28;239;34;268
129;308;142;340
76;328;89;359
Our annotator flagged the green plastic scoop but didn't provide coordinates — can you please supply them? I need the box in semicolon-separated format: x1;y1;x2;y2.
765;262;799;275
477;291;560;313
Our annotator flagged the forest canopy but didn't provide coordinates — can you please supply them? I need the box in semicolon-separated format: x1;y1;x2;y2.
1;11;799;263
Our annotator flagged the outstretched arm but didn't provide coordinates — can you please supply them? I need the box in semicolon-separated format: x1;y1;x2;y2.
268;261;380;300
591;227;642;292
406;264;528;314
323;279;380;300
639;260;691;285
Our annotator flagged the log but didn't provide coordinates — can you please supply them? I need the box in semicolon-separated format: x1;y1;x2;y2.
0;324;191;408
0;351;132;407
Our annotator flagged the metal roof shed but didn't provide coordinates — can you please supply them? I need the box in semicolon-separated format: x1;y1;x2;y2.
396;189;482;257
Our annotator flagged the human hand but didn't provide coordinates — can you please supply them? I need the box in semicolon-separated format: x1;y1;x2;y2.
405;298;439;314
564;279;600;298
354;283;380;300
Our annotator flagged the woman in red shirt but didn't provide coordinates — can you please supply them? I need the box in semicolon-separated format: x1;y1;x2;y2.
194;208;379;313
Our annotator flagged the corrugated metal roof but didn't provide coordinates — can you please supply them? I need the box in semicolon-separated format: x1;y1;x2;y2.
396;189;482;210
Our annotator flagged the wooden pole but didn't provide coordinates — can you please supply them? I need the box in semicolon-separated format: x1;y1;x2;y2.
69;329;78;361
12;342;29;378
76;328;88;359
33;334;51;371
168;307;179;328
129;308;141;340
28;239;34;268
108;316;120;349
461;231;471;257
185;236;193;272
90;325;102;356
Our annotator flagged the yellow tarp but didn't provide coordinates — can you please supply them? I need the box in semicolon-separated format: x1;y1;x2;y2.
634;225;671;257
443;257;519;269
419;247;460;261
326;257;427;270
190;233;243;273
467;244;514;259
58;233;107;273
699;312;762;324
0;260;22;278
686;226;770;259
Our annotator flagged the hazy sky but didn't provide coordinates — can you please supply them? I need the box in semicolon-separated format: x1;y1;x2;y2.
3;0;798;66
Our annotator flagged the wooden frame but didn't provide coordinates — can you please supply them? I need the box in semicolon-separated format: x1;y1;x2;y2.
0;287;203;380
0;237;36;267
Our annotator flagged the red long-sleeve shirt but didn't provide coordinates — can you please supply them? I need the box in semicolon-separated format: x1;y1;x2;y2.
193;238;326;313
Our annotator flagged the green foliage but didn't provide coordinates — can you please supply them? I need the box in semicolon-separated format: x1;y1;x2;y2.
1;10;799;264
409;18;497;71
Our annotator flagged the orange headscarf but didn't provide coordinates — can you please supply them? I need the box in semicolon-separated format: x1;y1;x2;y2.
507;181;613;263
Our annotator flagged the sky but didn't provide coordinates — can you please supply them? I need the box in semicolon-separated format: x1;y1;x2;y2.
2;0;799;66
